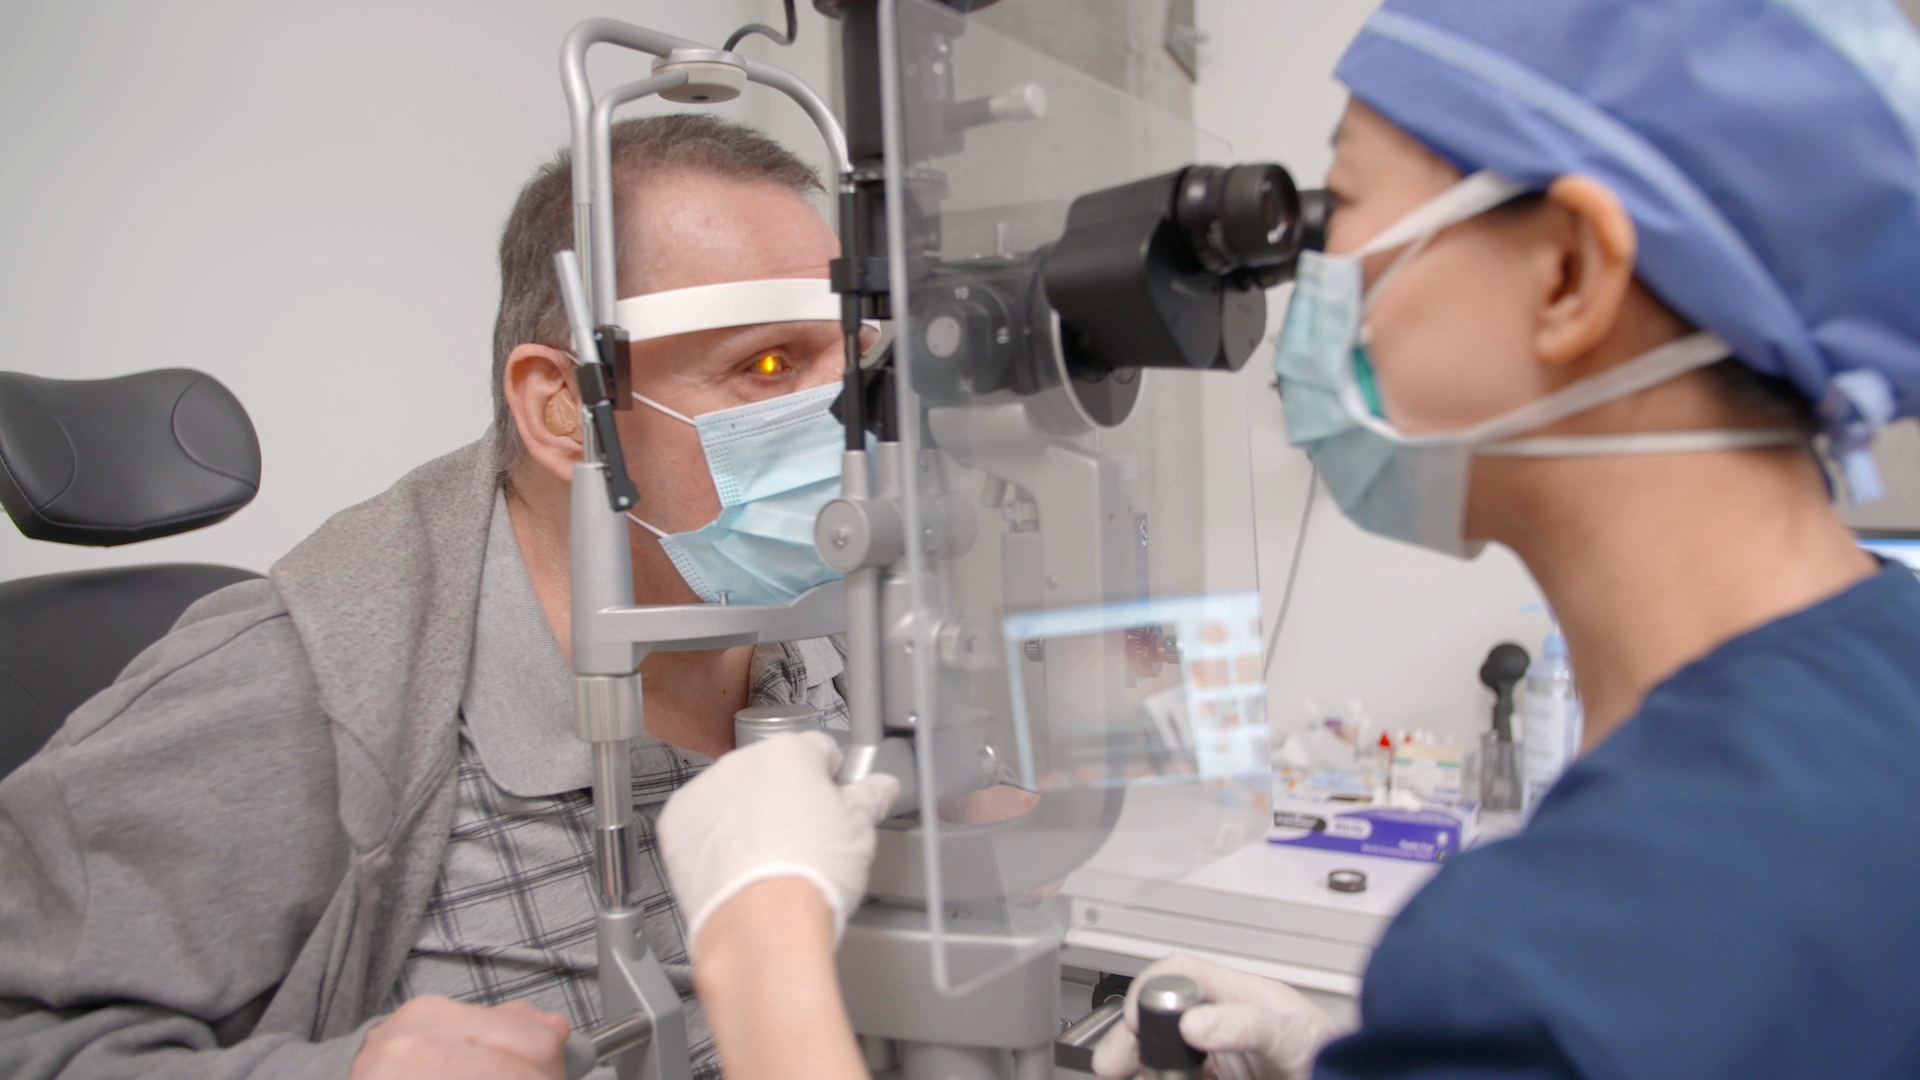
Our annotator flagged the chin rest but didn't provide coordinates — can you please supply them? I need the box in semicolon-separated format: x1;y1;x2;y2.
0;369;260;546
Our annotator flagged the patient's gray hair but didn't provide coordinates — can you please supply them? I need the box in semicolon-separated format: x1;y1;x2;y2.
490;113;823;478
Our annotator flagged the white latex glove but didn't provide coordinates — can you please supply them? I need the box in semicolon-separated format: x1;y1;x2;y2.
1091;954;1345;1080
659;731;900;956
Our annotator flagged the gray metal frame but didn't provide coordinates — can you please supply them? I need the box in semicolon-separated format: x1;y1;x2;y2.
551;21;852;1079
550;8;1152;1077
559;19;850;326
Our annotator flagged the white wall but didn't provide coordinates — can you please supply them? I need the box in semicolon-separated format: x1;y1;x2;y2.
17;1;1891;748
0;0;831;579
0;0;1541;746
1193;0;1554;743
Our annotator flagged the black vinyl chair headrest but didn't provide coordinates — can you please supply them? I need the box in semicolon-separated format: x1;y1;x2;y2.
0;369;260;547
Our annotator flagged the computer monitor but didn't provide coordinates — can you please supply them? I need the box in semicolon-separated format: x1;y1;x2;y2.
1858;530;1920;573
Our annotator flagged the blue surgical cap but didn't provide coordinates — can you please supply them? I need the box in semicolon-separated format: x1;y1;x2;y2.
1335;0;1920;500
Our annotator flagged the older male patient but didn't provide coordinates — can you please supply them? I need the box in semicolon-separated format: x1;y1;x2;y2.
0;114;848;1080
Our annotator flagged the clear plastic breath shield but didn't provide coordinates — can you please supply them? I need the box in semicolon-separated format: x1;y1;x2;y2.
551;0;1318;1073
845;0;1275;1003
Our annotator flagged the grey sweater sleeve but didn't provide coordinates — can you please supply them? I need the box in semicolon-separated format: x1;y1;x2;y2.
0;581;366;1079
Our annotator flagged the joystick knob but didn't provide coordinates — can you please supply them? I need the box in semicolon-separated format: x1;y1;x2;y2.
1136;975;1207;1079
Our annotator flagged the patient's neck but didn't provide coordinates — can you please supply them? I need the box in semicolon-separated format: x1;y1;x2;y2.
506;473;751;760
1491;445;1873;752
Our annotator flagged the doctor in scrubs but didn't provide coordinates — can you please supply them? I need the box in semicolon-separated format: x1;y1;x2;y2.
654;2;1920;1078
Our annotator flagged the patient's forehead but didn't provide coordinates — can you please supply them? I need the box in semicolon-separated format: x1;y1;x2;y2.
618;170;836;296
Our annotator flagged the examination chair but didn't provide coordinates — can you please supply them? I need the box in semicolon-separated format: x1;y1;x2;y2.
0;369;262;780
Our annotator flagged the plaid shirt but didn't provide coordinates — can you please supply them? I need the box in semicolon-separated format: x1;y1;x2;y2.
391;497;847;1078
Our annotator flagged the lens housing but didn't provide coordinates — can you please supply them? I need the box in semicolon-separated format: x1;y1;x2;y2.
1172;164;1303;276
1042;166;1273;398
1295;188;1331;255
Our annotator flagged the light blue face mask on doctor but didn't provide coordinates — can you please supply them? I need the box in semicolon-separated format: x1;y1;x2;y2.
627;382;846;607
1273;171;1804;559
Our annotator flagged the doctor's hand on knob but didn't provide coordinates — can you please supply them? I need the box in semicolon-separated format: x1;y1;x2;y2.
1093;954;1346;1080
659;730;900;957
660;732;901;1080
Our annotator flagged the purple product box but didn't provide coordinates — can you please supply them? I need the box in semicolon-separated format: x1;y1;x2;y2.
1268;802;1474;864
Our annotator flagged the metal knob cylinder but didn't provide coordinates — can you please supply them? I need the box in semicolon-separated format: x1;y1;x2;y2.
562;1010;655;1080
734;703;825;748
651;49;746;104
815;495;905;572
1136;974;1207;1079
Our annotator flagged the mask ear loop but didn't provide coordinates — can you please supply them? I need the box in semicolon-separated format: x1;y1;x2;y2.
623;392;698;537
1351;171;1529;333
1468;333;1734;445
1360;231;1438;320
632;392;698;426
1358;171;1531;255
626;510;671;538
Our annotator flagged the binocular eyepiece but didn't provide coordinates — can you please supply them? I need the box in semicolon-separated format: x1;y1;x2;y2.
898;160;1331;432
1039;160;1327;402
1173;164;1329;285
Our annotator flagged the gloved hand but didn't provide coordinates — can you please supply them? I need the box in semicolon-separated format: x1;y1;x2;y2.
658;731;900;956
1091;954;1345;1080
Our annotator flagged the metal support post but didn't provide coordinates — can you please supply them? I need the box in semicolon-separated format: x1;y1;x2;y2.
596;907;691;1080
552;21;863;1080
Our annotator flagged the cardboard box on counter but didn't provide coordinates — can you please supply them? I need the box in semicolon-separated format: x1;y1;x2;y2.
1268;794;1477;864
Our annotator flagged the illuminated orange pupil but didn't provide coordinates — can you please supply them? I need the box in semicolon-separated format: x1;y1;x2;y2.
754;354;781;375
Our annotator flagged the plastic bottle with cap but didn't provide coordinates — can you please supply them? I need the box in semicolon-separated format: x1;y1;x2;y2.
1521;614;1584;812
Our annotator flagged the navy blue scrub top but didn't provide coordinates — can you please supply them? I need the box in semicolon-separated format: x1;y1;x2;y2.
1316;563;1920;1079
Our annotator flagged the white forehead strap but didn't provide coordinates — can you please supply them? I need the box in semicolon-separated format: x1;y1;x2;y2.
615;277;848;344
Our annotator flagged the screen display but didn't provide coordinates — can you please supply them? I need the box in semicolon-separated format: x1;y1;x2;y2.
1002;591;1270;790
1860;532;1920;573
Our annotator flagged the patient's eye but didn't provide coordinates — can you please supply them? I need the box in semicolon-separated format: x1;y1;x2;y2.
749;352;789;377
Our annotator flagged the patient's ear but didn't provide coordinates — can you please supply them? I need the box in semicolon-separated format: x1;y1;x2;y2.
504;344;582;484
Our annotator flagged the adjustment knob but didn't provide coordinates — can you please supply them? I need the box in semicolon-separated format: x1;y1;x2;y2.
1136;975;1207;1079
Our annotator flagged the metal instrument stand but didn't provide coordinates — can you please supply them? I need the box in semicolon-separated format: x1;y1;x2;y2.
550;19;855;1079
550;5;1186;1074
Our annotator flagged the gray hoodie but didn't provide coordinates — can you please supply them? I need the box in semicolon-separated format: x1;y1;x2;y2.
0;435;508;1078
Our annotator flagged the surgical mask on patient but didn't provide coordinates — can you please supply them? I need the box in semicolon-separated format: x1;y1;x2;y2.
627;382;845;605
1272;171;1805;559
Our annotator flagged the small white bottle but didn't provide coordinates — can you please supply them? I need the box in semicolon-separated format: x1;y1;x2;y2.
1521;622;1583;811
